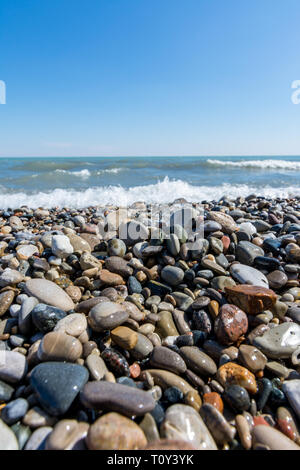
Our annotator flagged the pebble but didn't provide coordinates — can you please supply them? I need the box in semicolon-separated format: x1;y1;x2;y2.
252;424;300;450
199;403;235;445
217;363;257;394
0;351;27;383
223;385;251;412
86;412;147;450
25;279;74;311
225;284;277;315
88;301;129;331
214;304;248;345
149;346;187;374
253;322;300;358
179;346;217;376
230;264;269;287
24;426;53;450
282;380;300;420
161;266;184;286
238;345;268;373
1;398;29;425
30;362;89;416
0;418;19;450
31;303;67;333
0;291;14;317
80;381;155;416
160;404;217;450
46;419;89;450
37;331;83;362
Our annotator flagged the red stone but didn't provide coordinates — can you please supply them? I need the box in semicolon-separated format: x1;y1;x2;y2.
214;304;248;345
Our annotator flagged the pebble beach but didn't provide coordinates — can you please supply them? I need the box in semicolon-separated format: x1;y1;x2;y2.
0;193;300;450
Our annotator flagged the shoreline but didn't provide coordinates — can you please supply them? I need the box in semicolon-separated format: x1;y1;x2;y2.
0;194;300;450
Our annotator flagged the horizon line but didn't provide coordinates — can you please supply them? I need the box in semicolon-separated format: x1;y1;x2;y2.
0;154;300;158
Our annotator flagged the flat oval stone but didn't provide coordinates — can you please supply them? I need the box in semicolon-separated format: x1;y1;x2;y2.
1;398;29;425
214;304;248;345
160;404;217;450
267;270;288;290
282;380;300;420
217;362;257;394
88;301;128;331
46;420;89;450
80;381;155;416
140;369;198;395
253;322;300;359
30;362;89;416
32;303;67;333
37;331;82;362
156;310;179;338
149;346;187;374
161;266;184;286
0;419;19;450
0;351;27;384
86;412;147;450
238;345;267;372
230;264;269;288
252;424;300;450
25;279;74;311
180;346;217;376
225;284;277;315
85;354;108;381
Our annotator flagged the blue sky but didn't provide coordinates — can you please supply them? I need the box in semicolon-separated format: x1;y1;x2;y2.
0;0;300;157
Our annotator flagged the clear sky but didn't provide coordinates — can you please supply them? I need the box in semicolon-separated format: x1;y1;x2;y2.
0;0;300;157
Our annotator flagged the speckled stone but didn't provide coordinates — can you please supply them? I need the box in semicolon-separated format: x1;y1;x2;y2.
86;412;147;450
0;291;14;317
80;381;156;416
217;362;257;394
214;304;248;345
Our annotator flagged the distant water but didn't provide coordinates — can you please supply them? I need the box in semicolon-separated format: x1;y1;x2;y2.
0;156;300;209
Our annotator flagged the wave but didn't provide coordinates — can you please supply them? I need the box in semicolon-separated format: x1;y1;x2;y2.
0;177;299;209
55;169;91;179
206;159;300;169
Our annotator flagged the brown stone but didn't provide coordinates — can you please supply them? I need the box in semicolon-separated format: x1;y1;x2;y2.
214;304;248;345
46;419;89;450
203;392;224;413
37;331;82;362
99;269;125;286
225;284;277;315
0;291;14;317
217;362;257;394
86;412;147;450
110;326;138;349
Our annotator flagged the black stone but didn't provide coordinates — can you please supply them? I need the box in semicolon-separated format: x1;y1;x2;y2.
31;303;67;332
223;385;250;413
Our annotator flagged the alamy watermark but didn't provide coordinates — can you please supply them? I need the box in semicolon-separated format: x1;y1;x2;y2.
291;80;300;104
0;80;6;104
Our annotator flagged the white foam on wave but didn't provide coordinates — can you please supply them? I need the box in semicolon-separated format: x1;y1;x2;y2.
96;168;124;175
206;159;300;169
1;177;300;209
55;169;91;179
